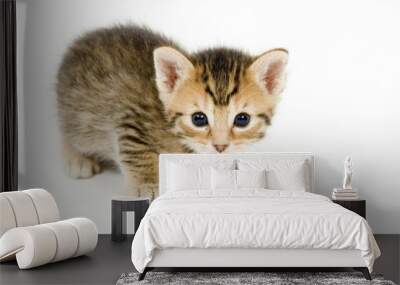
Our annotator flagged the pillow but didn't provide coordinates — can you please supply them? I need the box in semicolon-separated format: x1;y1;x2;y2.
236;169;267;189
211;169;268;190
211;168;236;190
167;158;236;170
167;163;211;191
237;159;309;191
266;167;307;191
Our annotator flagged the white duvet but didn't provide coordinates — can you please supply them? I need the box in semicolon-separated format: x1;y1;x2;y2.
131;190;380;273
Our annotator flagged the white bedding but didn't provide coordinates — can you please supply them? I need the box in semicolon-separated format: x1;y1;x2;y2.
131;190;380;273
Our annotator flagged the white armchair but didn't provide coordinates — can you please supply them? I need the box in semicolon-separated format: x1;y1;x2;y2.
0;189;98;269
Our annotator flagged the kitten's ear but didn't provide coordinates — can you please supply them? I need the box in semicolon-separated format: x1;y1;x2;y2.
153;47;194;101
248;48;288;96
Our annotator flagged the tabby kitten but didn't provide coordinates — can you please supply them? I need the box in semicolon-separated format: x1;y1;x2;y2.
57;25;288;198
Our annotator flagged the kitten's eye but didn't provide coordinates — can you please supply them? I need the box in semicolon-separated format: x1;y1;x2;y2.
191;112;208;127
234;113;251;127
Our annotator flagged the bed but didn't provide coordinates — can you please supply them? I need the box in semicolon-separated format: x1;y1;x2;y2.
131;153;380;280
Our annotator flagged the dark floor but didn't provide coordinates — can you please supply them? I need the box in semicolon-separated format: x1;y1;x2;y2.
0;235;134;285
0;235;398;285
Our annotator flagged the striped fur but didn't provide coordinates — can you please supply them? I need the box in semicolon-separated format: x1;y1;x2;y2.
193;48;252;106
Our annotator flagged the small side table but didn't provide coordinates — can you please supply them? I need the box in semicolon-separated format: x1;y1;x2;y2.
332;199;366;219
111;196;150;242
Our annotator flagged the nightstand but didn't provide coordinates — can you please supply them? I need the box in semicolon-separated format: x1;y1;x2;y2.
111;196;150;242
332;199;366;219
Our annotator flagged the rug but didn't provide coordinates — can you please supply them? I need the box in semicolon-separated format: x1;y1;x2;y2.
116;272;396;285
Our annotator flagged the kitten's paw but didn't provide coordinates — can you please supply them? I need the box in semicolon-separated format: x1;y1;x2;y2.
66;154;101;179
124;183;156;199
123;177;140;196
139;184;157;200
125;186;139;197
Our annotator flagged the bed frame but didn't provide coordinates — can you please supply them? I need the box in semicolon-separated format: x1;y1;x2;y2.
139;153;371;280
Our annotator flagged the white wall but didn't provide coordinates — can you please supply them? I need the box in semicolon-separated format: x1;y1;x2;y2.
17;0;400;234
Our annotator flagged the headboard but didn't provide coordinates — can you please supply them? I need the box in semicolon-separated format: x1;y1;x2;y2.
159;152;315;195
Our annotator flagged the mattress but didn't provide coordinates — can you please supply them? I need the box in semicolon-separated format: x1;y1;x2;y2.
131;189;380;273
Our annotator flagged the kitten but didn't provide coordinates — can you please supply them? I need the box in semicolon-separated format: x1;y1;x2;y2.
57;25;288;198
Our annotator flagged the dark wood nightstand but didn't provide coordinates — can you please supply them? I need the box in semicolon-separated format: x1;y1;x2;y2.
111;196;150;242
332;199;366;219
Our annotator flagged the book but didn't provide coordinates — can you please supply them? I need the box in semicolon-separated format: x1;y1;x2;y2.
332;188;360;200
332;196;360;200
332;193;359;200
333;188;358;193
332;192;358;197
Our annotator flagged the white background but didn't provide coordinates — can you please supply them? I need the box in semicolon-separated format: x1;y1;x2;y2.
16;0;400;234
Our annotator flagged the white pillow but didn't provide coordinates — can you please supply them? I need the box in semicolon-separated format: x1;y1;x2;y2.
211;169;268;190
236;170;267;189
266;167;307;191
237;159;309;191
211;168;237;190
167;163;211;191
167;158;235;170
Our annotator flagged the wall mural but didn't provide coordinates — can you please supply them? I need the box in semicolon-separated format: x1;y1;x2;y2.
56;24;288;198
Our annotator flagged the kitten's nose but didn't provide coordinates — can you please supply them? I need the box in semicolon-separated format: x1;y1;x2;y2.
214;144;228;153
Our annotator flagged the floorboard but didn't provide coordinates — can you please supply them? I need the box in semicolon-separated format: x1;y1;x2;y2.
0;234;398;285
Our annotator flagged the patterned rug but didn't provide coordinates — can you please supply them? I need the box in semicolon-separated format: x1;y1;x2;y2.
116;272;396;285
